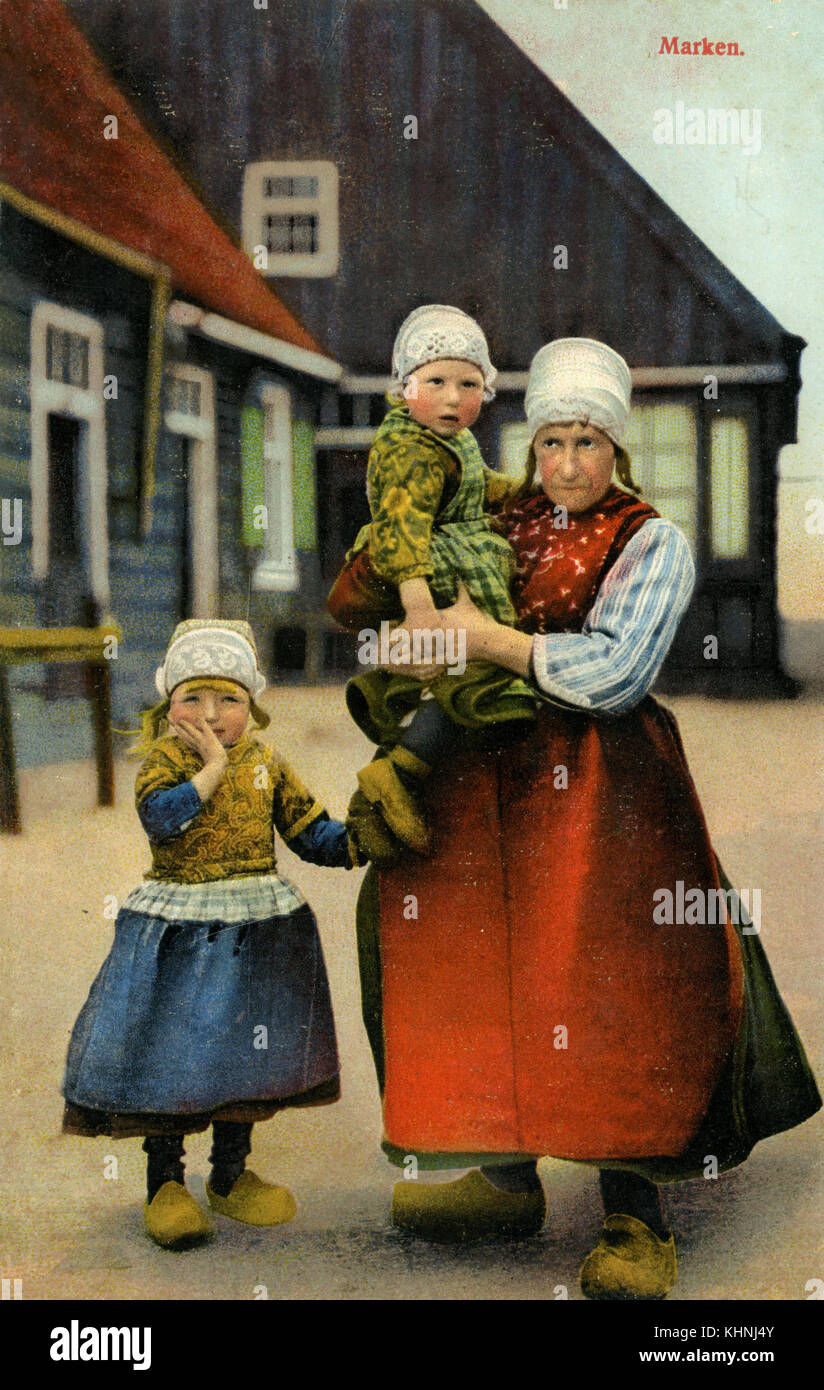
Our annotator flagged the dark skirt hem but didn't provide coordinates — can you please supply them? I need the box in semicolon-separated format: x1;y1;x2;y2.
61;1074;341;1138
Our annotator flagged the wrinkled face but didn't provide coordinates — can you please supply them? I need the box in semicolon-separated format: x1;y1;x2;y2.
404;358;485;437
168;679;251;747
533;420;616;513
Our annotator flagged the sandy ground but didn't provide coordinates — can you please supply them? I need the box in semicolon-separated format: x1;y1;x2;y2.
1;685;822;1302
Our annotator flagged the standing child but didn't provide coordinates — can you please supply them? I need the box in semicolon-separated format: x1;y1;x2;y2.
328;304;539;856
62;619;360;1249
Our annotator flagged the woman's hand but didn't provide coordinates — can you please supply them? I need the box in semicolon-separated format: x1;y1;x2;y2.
438;581;534;675
437;582;496;643
377;619;444;681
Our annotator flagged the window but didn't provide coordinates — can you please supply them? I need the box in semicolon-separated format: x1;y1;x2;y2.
164;365;218;617
30;301;109;608
247;384;299;592
499;422;533;481
622;401;699;551
242;161;339;277
709;416;750;559
46;325;90;389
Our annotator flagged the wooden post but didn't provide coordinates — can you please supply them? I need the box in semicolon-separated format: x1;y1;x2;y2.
87;660;115;807
0;664;22;833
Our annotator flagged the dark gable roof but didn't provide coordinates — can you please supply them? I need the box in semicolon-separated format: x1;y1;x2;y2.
0;0;329;357
461;0;796;356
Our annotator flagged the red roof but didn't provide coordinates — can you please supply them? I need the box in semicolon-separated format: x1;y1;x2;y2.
0;0;327;357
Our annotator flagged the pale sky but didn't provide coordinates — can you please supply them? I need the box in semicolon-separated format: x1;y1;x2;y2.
479;0;824;617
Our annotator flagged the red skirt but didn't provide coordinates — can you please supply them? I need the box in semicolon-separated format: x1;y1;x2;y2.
377;700;744;1161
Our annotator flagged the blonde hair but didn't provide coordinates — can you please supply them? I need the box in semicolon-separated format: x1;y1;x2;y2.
126;679;270;759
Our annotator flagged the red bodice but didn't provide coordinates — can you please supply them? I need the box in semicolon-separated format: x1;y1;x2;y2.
501;484;659;634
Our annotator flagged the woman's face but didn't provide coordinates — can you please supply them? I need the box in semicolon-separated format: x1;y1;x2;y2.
533;421;616;513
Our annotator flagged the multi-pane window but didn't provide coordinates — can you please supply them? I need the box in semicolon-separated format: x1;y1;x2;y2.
709;416;750;559
45;325;90;389
30;301;108;607
242;161;339;277
622;401;699;551
264;212;318;256
166;374;202;418
263;175;319;199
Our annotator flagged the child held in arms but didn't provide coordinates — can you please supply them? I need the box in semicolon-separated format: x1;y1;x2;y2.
328;304;539;859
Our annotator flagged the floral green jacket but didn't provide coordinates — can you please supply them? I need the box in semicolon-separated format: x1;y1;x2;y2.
348;400;520;624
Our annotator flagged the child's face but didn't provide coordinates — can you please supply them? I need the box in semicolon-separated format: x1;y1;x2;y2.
533;421;616;513
168;680;251;747
404;359;485;436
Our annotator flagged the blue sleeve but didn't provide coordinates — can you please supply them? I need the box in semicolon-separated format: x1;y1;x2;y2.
288;812;354;868
137;781;203;842
530;520;695;715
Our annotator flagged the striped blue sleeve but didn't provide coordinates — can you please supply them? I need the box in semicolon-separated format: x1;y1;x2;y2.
530;519;695;715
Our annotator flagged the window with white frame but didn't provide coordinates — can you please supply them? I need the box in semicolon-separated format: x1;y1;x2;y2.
30;301;109;608
251;384;298;592
164;364;219;617
242;161;339;277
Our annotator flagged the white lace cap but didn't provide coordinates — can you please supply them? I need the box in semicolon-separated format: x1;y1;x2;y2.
525;338;632;446
155;620;266;700
391;304;497;401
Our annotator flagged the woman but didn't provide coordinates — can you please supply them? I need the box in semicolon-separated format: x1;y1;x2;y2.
346;338;820;1300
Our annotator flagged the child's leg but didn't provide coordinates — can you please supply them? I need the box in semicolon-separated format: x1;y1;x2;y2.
356;701;461;855
142;1133;211;1248
206;1121;296;1227
142;1133;186;1202
208;1120;253;1198
396;696;461;766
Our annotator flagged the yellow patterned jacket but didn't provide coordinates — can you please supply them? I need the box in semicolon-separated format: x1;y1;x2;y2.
134;734;325;884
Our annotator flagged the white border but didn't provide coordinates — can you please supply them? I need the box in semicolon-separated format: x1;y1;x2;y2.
164;364;219;617
252;383;299;593
30;300;109;606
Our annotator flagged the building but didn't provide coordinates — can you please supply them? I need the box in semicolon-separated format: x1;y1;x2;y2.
17;0;809;701
0;0;342;766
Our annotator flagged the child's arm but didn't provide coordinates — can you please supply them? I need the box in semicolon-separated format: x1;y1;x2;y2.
399;576;439;628
367;439;447;595
135;721;228;842
271;753;361;869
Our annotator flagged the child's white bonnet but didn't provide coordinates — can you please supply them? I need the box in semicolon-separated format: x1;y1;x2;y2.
391;304;497;401
155;619;266;700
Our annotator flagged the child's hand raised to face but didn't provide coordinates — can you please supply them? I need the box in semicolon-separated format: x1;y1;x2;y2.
167;683;251;802
169;713;228;767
